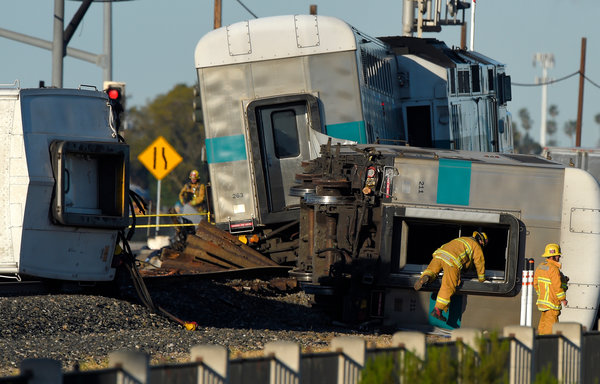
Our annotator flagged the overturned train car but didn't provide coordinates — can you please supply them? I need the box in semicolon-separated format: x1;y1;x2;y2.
0;86;129;282
194;14;513;261
292;143;600;330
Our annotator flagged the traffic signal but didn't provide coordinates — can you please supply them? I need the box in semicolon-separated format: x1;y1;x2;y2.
192;84;203;125
103;81;126;131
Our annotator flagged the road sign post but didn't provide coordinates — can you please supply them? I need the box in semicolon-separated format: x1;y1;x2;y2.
138;136;183;235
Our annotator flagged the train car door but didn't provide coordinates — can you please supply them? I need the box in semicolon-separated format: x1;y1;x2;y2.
257;102;307;212
405;104;433;148
247;95;321;224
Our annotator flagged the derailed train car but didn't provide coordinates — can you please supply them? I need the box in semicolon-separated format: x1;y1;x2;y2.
0;86;129;282
292;143;600;330
194;14;513;260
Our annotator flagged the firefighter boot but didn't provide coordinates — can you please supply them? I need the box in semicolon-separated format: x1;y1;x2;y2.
431;307;447;322
414;275;431;291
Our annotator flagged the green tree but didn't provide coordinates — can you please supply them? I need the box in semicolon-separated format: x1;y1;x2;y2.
124;83;206;209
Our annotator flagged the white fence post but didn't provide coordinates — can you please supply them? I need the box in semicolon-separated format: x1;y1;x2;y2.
265;340;300;384
553;322;582;384
108;350;149;384
503;325;534;384
331;336;365;384
190;344;229;383
392;331;427;361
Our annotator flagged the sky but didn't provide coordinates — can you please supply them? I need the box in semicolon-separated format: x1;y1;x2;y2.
2;0;599;148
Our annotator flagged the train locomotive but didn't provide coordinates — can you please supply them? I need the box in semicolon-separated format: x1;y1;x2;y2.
291;142;600;331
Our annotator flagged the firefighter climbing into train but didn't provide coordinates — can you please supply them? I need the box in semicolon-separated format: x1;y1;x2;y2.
533;243;568;335
178;169;207;215
414;231;488;322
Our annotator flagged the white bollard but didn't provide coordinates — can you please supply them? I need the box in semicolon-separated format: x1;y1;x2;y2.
520;266;528;326
525;259;535;326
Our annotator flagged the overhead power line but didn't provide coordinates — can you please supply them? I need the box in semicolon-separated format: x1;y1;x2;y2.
513;70;600;89
512;71;579;87
235;0;258;19
583;73;600;89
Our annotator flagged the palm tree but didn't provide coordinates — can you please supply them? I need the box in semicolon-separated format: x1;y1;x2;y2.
547;105;559;139
564;120;576;146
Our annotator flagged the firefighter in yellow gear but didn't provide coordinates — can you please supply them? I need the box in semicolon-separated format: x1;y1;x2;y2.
533;243;568;335
414;231;488;322
178;169;207;213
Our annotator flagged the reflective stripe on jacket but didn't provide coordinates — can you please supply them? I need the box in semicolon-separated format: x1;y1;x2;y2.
533;259;566;311
432;237;486;281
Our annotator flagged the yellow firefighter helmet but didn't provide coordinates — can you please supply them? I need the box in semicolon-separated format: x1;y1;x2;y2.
473;231;488;247
189;170;199;180
542;243;562;258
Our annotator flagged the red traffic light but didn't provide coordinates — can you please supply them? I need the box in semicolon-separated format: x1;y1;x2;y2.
107;88;121;101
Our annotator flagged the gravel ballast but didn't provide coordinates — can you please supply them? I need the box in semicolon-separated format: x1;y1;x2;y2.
0;276;396;376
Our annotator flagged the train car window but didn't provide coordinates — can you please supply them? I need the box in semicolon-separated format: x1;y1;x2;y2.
448;68;456;95
488;68;495;92
271;109;300;158
450;104;461;150
470;65;481;93
497;73;512;105
457;69;470;94
380;205;520;296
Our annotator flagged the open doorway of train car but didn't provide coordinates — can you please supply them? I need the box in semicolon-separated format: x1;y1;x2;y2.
246;95;322;224
405;105;433;147
380;207;520;296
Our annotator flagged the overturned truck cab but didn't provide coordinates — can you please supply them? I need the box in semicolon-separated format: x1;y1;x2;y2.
293;143;600;330
0;86;129;282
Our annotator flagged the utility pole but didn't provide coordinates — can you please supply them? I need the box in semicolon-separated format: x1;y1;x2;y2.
103;2;113;82
575;37;587;147
460;23;467;49
214;0;222;29
52;0;64;87
533;53;554;148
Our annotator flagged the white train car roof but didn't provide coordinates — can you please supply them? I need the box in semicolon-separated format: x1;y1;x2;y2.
194;15;361;68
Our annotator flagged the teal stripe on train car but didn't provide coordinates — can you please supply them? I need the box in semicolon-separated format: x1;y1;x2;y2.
436;159;471;206
326;121;367;144
205;135;247;164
